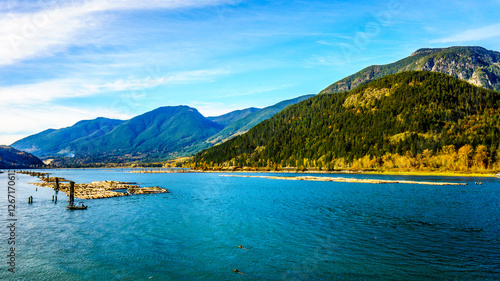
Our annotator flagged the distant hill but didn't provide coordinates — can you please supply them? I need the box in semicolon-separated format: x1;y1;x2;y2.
67;106;223;161
194;71;500;171
11;94;314;164
208;107;260;127
13;106;224;163
0;145;44;168
205;95;315;145
321;46;500;94
11;117;124;157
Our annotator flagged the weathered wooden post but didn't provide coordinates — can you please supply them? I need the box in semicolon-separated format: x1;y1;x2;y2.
55;196;57;203
69;181;75;204
55;177;60;191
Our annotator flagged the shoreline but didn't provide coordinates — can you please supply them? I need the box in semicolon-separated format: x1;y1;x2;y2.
219;175;468;185
14;167;499;178
180;168;497;178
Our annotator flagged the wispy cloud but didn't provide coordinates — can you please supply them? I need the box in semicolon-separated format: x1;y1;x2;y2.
0;0;236;66
0;68;230;106
431;23;500;43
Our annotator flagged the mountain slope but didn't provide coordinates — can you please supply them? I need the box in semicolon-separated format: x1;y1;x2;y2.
11;117;125;157
321;46;500;94
0;145;44;168
194;71;500;169
208;107;260;127
59;106;223;161
205;95;315;145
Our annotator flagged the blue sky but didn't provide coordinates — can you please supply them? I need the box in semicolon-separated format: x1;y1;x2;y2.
1;0;500;145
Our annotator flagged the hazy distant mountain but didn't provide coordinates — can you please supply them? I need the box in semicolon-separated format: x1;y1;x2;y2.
205;95;315;145
0;145;44;168
12;117;125;157
321;46;500;94
208;107;260;127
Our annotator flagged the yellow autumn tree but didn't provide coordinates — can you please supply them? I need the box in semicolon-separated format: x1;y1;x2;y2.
458;145;473;171
473;145;488;170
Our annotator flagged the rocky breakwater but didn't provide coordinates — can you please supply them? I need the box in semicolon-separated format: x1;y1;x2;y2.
32;179;169;200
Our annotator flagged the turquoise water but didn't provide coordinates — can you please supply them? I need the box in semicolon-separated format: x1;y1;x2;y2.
1;169;499;280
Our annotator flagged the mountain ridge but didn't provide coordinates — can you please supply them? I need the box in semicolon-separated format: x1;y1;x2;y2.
321;46;500;94
11;95;312;164
12;117;125;157
208;107;260;127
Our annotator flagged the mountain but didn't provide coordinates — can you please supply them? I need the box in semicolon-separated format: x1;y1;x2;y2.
76;106;223;159
0;145;44;168
13;106;224;163
12;117;124;157
12;94;315;164
321;46;500;94
205;95;315;145
208;107;260;127
194;71;500;171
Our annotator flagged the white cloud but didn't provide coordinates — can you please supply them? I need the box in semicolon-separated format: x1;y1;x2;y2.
0;0;236;66
431;23;500;43
0;68;230;106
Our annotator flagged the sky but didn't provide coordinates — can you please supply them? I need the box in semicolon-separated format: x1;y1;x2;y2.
1;0;500;145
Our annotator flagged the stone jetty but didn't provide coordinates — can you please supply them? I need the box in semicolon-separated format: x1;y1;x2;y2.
14;170;169;199
220;175;467;186
31;180;169;199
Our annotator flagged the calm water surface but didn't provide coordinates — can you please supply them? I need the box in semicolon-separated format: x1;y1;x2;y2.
1;169;499;280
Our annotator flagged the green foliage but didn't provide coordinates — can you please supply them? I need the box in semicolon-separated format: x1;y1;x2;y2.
194;71;500;170
205;95;314;145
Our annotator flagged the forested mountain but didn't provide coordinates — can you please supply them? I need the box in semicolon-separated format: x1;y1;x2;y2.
208;107;260;127
205;95;314;145
12;106;223;163
0;145;44;168
68;106;224;161
321;46;500;94
194;71;500;172
12;93;312;164
12;117;124;157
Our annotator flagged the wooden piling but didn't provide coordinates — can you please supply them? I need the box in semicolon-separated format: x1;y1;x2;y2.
55;196;57;203
52;195;54;201
55;177;60;191
69;181;75;204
